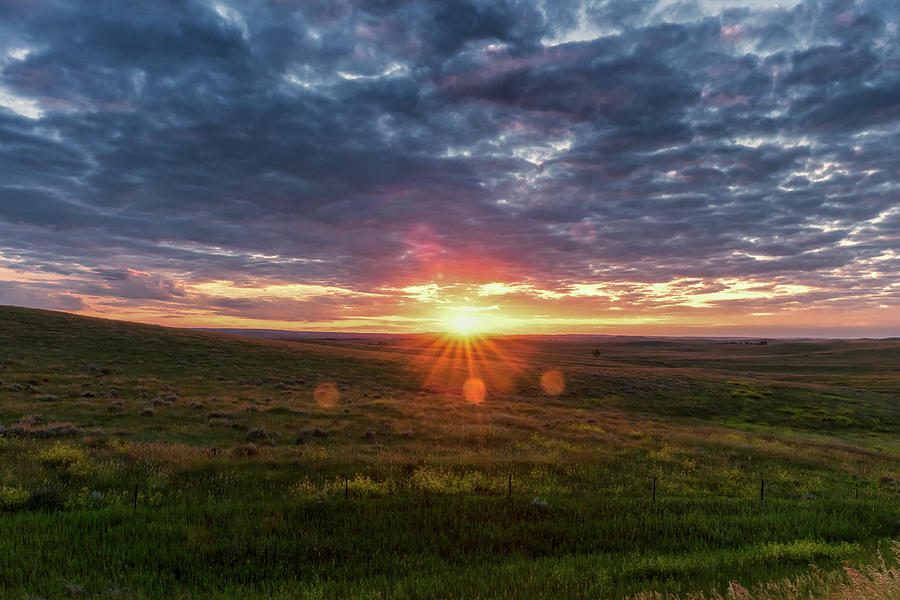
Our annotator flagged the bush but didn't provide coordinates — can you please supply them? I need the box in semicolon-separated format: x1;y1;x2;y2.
0;485;28;511
36;442;85;468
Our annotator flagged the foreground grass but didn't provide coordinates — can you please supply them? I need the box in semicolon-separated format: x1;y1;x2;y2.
0;306;899;598
1;494;896;599
632;543;900;599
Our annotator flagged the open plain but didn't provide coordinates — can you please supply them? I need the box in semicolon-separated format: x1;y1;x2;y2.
0;305;898;598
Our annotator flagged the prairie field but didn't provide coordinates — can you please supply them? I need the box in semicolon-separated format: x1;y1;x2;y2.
0;305;898;599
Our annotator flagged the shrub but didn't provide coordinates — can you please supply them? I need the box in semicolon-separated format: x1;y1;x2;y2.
36;442;85;468
0;485;28;511
246;427;267;441
229;443;259;457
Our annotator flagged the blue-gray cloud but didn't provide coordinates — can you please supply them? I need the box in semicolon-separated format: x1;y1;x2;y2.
0;0;898;328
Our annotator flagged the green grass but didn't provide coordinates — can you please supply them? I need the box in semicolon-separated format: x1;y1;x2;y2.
1;499;893;599
0;305;899;599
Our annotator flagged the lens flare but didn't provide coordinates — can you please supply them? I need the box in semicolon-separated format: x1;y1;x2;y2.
540;370;565;396
463;377;486;403
314;381;340;407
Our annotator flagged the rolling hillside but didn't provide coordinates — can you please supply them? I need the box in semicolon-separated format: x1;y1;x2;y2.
0;305;898;599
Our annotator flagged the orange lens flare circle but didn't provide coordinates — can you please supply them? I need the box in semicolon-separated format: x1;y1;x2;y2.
313;381;340;407
463;377;486;404
540;370;565;396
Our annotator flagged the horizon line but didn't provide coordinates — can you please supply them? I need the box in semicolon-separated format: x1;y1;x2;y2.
5;305;900;341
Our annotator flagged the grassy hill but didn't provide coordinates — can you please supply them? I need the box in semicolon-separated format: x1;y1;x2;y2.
0;305;898;599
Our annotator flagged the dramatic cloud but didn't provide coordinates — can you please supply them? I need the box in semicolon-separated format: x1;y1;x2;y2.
1;0;898;336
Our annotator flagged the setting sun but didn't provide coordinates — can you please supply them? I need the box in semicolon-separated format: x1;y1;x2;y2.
448;313;479;335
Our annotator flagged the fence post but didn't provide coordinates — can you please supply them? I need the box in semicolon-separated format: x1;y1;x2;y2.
760;478;765;503
132;483;138;514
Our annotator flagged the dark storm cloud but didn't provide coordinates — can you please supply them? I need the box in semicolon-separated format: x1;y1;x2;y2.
0;0;899;325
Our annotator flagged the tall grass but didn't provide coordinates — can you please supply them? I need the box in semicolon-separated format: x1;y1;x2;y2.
631;543;900;599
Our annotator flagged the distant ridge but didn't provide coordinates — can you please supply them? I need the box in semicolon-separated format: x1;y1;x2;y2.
191;328;411;340
191;327;830;343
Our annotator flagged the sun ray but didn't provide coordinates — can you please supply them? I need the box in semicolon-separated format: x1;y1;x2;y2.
475;334;528;373
420;334;459;392
406;326;535;405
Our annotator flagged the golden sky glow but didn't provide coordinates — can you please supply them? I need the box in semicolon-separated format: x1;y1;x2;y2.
3;250;899;336
2;261;893;337
448;313;479;335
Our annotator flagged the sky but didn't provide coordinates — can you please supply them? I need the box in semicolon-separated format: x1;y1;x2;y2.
1;0;899;337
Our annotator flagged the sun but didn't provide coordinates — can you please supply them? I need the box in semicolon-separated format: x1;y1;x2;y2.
449;313;479;336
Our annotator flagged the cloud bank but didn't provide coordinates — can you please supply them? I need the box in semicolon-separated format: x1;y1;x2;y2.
1;0;898;335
